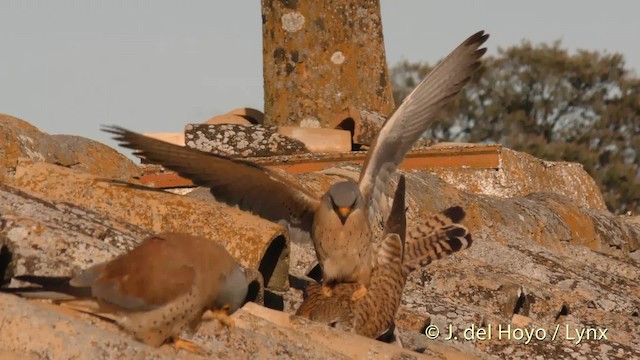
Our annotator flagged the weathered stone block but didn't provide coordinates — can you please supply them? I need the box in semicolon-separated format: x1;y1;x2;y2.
185;124;352;157
0;114;140;181
185;123;308;157
330;106;387;148
142;132;185;146
261;0;395;126
6;161;289;292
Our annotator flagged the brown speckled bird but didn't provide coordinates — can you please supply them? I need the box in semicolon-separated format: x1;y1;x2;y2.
102;31;488;299
13;232;249;353
296;176;473;338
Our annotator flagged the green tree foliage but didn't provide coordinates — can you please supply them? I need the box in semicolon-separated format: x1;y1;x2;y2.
390;41;640;214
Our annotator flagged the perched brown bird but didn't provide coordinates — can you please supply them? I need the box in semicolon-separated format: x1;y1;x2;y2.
102;31;488;299
11;232;249;353
296;176;473;338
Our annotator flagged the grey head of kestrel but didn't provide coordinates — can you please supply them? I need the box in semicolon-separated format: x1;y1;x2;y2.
102;30;489;296
323;181;363;225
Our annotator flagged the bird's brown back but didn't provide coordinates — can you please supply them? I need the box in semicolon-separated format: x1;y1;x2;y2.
80;233;238;310
295;282;357;327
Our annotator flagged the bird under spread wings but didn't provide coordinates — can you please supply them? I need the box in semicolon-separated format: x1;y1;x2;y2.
296;175;408;339
296;176;473;339
103;30;488;293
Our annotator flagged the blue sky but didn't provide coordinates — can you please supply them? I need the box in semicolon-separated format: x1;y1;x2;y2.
1;1;638;153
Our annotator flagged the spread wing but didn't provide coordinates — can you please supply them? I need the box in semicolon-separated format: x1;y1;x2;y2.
358;31;489;223
103;126;320;237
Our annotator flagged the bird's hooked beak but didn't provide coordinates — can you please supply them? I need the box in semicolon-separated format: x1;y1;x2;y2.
336;207;352;224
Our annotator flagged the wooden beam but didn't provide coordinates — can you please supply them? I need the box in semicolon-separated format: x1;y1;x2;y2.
139;144;502;188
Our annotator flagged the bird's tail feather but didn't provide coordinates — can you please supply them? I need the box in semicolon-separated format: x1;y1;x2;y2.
377;233;404;265
403;206;473;272
1;287;78;301
3;275;120;322
380;175;407;264
6;275;93;298
58;299;120;322
93;178;167;193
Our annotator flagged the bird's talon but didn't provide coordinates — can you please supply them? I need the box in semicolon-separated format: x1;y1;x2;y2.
173;338;205;355
351;285;368;301
203;306;235;331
